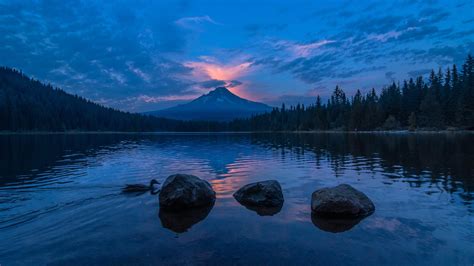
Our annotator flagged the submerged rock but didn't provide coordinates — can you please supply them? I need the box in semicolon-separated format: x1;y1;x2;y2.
159;202;214;233
159;174;216;211
311;184;375;218
233;180;284;208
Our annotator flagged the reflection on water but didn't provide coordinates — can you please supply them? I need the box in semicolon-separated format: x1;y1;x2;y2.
159;203;215;233
311;214;364;233
238;203;283;216
0;133;473;265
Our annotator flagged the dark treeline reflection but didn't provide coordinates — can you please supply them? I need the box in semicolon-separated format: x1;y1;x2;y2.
251;133;474;203
1;133;472;204
0;134;251;187
0;134;143;186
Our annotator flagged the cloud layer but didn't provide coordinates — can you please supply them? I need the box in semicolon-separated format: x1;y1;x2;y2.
1;0;473;111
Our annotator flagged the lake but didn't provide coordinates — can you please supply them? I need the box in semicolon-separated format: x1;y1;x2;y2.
0;133;473;265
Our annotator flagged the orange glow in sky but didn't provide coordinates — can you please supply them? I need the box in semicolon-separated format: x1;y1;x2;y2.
184;59;258;99
185;61;252;81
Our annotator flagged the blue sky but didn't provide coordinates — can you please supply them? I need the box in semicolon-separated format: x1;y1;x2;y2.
1;0;473;111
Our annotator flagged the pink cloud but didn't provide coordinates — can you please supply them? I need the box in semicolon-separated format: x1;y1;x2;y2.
185;60;252;81
184;56;258;98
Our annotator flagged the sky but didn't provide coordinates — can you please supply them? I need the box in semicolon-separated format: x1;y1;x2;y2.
1;0;474;112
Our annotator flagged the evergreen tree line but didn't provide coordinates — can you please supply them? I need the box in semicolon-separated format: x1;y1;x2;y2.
1;54;473;132
230;54;474;131
0;67;224;132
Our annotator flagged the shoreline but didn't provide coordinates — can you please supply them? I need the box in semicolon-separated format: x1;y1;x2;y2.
0;130;472;135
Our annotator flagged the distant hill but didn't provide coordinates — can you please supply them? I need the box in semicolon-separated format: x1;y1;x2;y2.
0;67;210;132
146;87;272;121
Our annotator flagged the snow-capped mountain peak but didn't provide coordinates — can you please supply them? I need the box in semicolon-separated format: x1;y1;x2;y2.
146;87;272;121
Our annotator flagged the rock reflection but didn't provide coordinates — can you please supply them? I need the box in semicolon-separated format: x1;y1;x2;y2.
158;202;214;233
311;214;364;233
240;203;283;216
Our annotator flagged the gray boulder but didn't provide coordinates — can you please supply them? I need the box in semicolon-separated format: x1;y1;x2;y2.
311;184;375;218
159;174;216;211
233;180;284;208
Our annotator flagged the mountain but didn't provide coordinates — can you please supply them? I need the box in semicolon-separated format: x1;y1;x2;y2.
147;87;273;121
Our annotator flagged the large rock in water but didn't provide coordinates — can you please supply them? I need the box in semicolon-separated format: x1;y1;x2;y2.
311;184;375;218
233;180;284;207
159;174;216;211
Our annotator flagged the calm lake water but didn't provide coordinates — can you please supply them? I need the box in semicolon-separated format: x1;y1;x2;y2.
0;133;473;265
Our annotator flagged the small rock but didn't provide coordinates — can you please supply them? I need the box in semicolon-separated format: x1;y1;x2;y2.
233;180;284;208
311;184;375;218
159;174;216;210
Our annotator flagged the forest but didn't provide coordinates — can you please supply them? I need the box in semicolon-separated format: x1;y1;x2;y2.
0;67;224;132
231;54;474;131
0;54;473;132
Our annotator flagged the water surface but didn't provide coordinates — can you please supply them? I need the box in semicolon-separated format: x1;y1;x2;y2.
0;133;473;265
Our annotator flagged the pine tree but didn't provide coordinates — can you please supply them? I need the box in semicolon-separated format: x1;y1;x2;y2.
349;90;364;130
463;54;474;127
443;67;452;124
419;90;444;129
408;112;417;131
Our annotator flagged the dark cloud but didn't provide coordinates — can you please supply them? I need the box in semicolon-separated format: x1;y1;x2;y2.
338;10;354;18
227;80;243;88
456;1;469;8
445;29;474;39
336;66;387;78
1;0;472;110
408;68;432;78
302;1;360;23
0;0;198;110
351;15;403;34
196;79;243;89
199;79;227;88
248;0;472;102
462;18;474;24
425;43;474;64
385;71;396;81
400;42;474;65
273;0;469;87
